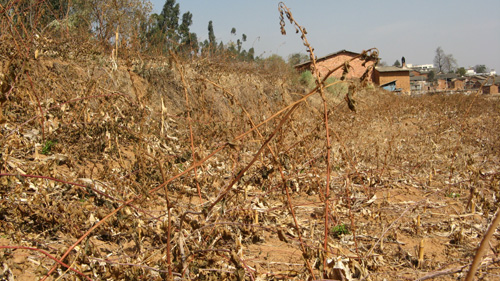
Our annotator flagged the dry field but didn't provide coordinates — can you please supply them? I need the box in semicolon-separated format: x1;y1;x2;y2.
1;41;500;281
1;3;500;279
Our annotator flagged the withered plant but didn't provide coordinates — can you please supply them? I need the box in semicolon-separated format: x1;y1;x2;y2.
0;1;499;281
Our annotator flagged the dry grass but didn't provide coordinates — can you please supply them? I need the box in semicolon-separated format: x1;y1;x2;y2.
1;2;500;281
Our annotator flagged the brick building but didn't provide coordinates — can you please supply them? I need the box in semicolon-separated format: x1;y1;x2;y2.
482;77;499;94
451;79;465;90
372;66;411;93
436;73;457;90
295;49;412;93
294;49;376;80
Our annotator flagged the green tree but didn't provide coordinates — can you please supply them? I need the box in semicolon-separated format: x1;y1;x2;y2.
247;47;255;60
393;60;401;67
158;0;180;48
207;20;216;50
72;0;151;47
236;39;242;53
143;0;197;53
427;70;436;82
178;11;192;40
4;0;72;32
474;64;487;74
159;0;179;32
287;53;309;66
456;67;466;76
178;11;198;53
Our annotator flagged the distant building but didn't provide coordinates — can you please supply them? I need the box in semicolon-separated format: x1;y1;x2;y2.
451;79;465;90
409;64;434;72
436;73;458;90
482;76;499;94
466;69;476;76
410;76;427;92
373;63;411;93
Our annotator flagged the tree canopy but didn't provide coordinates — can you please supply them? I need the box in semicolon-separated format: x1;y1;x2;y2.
434;47;457;73
474;64;488;74
3;0;257;60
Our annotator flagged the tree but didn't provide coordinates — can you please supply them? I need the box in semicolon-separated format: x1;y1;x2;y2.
474;64;487;74
4;0;71;31
427;70;436;82
71;0;151;47
434;47;446;73
178;12;192;41
231;27;236;36
159;0;180;35
456;67;466;76
236;39;242;53
247;47;255;60
443;54;457;73
288;53;309;66
434;47;457;73
143;0;196;53
178;11;198;53
393;60;401;67
202;20;217;55
208;21;216;46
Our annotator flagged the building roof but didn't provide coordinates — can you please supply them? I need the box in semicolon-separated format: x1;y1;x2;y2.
294;49;361;68
410;76;427;81
435;73;458;80
375;66;410;72
380;80;397;87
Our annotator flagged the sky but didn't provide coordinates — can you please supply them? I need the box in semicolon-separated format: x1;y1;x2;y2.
149;0;500;72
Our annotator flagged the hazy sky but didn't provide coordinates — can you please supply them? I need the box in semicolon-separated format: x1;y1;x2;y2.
150;0;500;72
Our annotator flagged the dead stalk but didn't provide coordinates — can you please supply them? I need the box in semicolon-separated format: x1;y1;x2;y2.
26;72;45;142
278;3;378;277
157;160;173;280
170;51;203;203
465;207;500;281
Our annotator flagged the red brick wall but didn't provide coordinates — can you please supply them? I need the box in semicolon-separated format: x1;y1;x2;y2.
483;85;499;94
299;52;375;81
437;79;448;90
451;80;464;90
411;70;428;78
373;70;411;93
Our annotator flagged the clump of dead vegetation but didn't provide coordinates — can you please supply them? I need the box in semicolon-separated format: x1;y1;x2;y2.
1;1;500;281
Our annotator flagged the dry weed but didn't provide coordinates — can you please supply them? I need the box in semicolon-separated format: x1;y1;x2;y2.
0;2;499;281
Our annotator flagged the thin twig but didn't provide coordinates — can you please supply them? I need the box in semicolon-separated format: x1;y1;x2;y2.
0;245;92;281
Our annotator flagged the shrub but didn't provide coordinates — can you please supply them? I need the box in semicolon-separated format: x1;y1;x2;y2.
299;70;347;97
